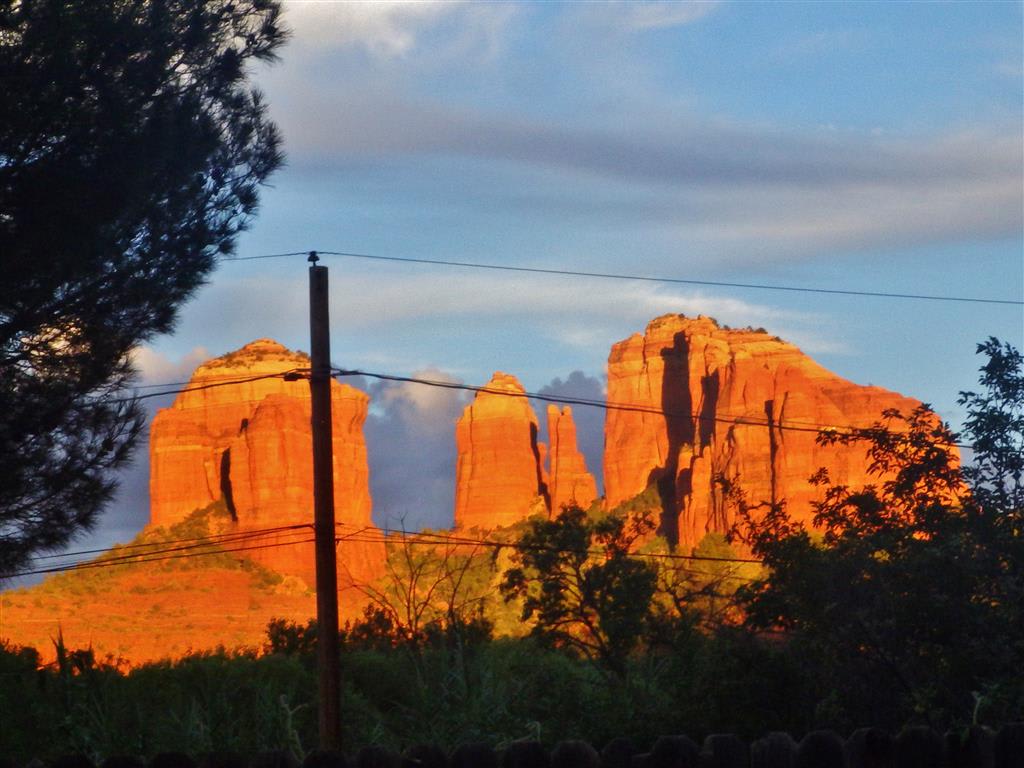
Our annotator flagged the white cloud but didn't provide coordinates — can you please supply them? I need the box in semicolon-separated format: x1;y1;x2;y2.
578;1;719;32
275;89;1021;258
131;345;210;385
183;268;834;368
377;367;466;419
620;1;719;31
282;0;517;59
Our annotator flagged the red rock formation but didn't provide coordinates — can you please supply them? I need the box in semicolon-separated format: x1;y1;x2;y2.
604;315;930;549
149;339;384;590
454;372;546;529
547;405;597;513
149;339;312;527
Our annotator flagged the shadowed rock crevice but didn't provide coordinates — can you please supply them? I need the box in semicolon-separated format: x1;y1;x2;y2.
605;314;935;551
219;448;237;521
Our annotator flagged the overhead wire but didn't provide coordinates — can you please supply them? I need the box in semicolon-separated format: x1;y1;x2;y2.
346;523;763;565
94;366;970;450
128;369;309;391
28;523;313;562
333;368;972;450
10;529;318;579
331;523;763;586
222;249;1023;306
113;370;305;404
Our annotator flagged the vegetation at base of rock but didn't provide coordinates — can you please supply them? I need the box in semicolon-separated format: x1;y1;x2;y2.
11;503;284;604
732;337;1024;729
499;503;660;676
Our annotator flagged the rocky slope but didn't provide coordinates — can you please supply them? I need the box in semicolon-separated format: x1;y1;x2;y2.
604;314;927;548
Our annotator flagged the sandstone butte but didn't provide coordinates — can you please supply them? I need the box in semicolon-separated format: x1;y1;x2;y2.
454;372;597;529
149;338;385;591
604;314;937;549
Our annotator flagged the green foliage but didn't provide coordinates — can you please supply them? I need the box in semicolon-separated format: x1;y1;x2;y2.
0;0;286;576
644;532;764;633
353;532;497;651
500;504;658;676
733;338;1024;730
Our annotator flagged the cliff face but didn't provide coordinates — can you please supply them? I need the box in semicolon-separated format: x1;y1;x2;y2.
547;405;598;513
454;373;597;529
454;372;546;529
604;315;926;548
149;339;383;588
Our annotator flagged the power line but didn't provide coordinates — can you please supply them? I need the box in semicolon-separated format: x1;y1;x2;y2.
223;248;1023;306
334;530;762;584
129;369;308;391
11;515;762;581
110;370;304;404
336;522;764;566
333;368;972;450
29;523;312;563
30;525;314;573
10;532;318;579
223;250;310;261
100;364;968;449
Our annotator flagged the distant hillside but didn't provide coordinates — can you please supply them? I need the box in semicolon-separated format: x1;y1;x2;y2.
0;504;317;663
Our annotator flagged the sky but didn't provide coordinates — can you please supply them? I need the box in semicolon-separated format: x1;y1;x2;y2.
27;1;1024;572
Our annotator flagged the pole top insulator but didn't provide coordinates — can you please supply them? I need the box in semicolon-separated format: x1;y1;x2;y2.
308;250;319;264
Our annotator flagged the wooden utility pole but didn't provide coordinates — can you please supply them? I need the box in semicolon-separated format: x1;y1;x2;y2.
308;251;342;749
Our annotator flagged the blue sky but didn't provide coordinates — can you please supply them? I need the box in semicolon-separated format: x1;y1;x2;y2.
27;1;1024;570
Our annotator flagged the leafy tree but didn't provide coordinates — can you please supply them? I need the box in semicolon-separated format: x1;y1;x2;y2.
352;530;496;651
0;0;286;574
733;338;1024;728
500;504;658;676
646;531;763;632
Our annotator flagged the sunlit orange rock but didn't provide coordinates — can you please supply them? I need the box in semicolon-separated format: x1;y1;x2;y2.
547;405;597;513
149;339;312;527
149;339;384;589
604;314;928;548
454;372;546;529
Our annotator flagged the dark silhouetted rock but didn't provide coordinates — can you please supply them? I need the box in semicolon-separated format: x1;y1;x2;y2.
893;727;943;768
451;744;498;768
845;729;893;768
303;752;351;768
703;734;748;768
252;753;299;768
796;732;845;768
356;747;399;768
52;756;95;768
994;723;1024;768
551;741;600;768
649;736;700;768
403;745;448;768
751;734;796;768
198;755;247;768
946;727;995;768
150;753;198;768
503;741;551;768
601;738;639;768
